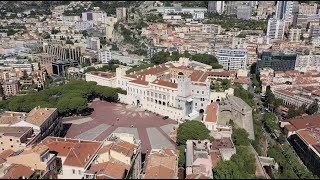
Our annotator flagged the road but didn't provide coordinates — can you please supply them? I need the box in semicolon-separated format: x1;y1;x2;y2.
248;73;305;171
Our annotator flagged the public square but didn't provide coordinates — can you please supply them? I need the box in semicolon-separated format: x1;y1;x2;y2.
63;99;177;153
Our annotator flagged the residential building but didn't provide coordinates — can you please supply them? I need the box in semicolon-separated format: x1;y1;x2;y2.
86;37;100;51
41;137;103;179
288;28;301;42
225;1;245;15
98;49;112;64
82;11;107;24
210;137;236;161
295;54;320;72
156;5;207;20
299;3;318;16
144;149;179;179
203;103;219;131
6;144;58;179
93;133;142;179
275;1;294;21
2;80;19;96
208;1;225;14
0;127;33;152
267;18;285;40
216;49;248;70
237;5;251;20
186;140;213;179
116;7;127;20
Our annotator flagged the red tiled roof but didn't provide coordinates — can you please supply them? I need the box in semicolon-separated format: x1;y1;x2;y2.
297;127;320;145
41;137;102;168
110;140;137;158
152;80;177;88
205;103;218;123
277;89;295;96
88;71;116;79
1;164;34;179
287;115;320;130
129;79;149;86
87;161;130;179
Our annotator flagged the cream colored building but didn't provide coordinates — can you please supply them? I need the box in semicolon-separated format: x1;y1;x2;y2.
299;3;318;16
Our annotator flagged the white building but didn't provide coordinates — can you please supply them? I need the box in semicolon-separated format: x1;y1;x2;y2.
86;37;101;51
85;57;233;121
288;28;301;42
299;3;318;16
208;1;225;14
82;11;107;24
267;18;285;40
294;54;320;72
237;5;251;20
98;49;112;64
157;6;207;20
275;1;294;21
216;49;248;70
116;7;127;20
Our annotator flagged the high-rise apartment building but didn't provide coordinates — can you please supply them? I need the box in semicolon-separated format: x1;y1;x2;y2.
299;3;318;16
288;28;301;42
208;1;225;14
237;5;251;20
116;7;127;20
216;49;248;70
82;11;107;24
267;18;285;40
99;49;112;64
86;37;101;50
44;44;82;61
275;1;295;21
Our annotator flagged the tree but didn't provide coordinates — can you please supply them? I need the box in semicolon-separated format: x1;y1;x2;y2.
211;63;223;69
177;120;214;146
214;160;244;179
231;128;250;146
65;39;74;45
100;37;107;45
221;79;231;90
306;100;318;115
22;70;28;79
42;32;50;39
177;145;186;167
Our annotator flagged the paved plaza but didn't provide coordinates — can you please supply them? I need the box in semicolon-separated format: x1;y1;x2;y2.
63;100;177;153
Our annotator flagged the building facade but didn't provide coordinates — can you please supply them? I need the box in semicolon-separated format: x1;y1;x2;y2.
216;49;248;70
98;49;112;64
237;5;251;20
267;18;285;40
208;1;225;14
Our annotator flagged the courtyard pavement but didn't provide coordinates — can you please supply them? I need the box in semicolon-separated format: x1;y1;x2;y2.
63;100;177;153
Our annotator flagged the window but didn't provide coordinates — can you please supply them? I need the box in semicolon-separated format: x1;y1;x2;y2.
10;145;13;148
197;91;199;93
72;169;75;174
202;91;204;94
78;170;81;175
9;139;12;141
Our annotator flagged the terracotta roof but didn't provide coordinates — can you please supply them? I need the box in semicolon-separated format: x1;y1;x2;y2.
1;164;34;179
189;70;206;82
0;116;21;125
110;140;137;158
135;64;172;76
234;77;249;84
144;149;179;179
207;71;236;77
284;124;297;132
287;115;320;130
129;79;149;86
185;173;211;179
312;90;320;96
297;127;320;145
0;149;15;163
152;80;177;88
97;143;113;155
87;161;130;179
26;107;57;127
277;89;295;97
21;144;48;156
211;137;234;150
88;71;116;79
41;137;102;168
205;103;218;123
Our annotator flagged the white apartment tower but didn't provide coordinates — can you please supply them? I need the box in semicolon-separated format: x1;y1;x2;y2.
267;18;285;40
99;49;112;64
216;49;248;70
275;1;294;21
116;7;127;20
208;1;225;14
